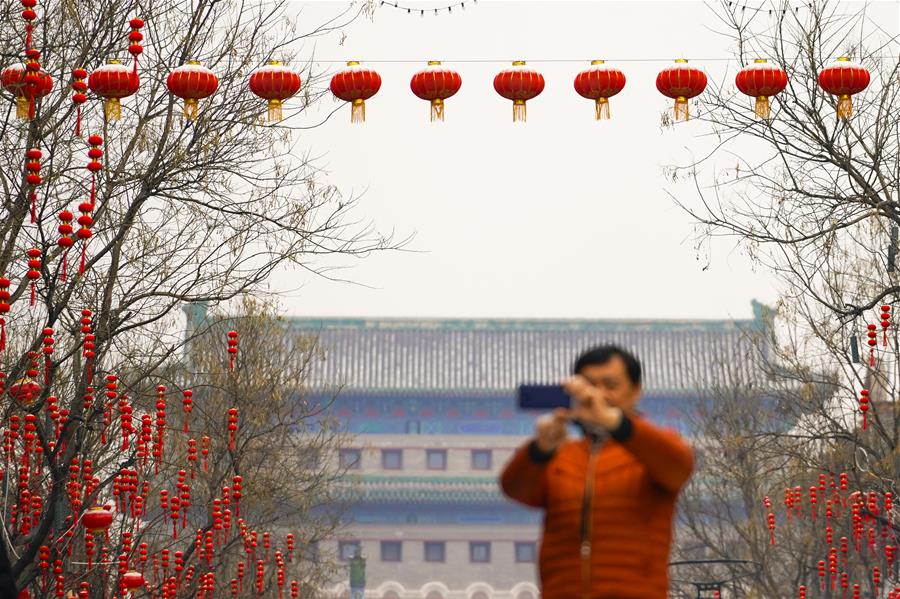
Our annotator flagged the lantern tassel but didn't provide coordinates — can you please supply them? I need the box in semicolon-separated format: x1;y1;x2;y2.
25;24;32;49
430;99;444;122
30;192;36;223
837;95;853;120
184;99;198;121
74;106;81;137
870;348;875;367
862;413;868;430
105;98;121;121
268;99;282;122
0;318;5;351
883;331;888;346
16;96;28;119
45;356;50;384
28;98;35;120
595;98;610;120
351;99;365;124
512;99;526;123
755;96;771;119
30;282;35;306
674;97;689;122
90;177;95;206
79;244;86;274
230;355;235;372
60;250;68;282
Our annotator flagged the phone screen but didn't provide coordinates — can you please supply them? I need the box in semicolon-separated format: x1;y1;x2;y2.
517;385;571;410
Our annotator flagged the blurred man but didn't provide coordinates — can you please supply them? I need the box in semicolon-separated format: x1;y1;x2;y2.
500;345;693;599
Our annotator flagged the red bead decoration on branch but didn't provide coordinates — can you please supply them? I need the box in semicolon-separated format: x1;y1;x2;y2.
128;18;144;74
81;309;94;383
20;0;37;48
0;276;10;351
166;61;219;121
76;201;94;275
70;68;87;136
410;61;461;122
248;60;302;122
880;305;891;346
227;330;238;371
155;385;167;473
493;61;544;123
41;327;53;383
735;59;787;120
86;134;103;206
25;248;40;305
858;388;870;430
227;407;238;451
25;148;41;223
57;209;74;281
201;435;209;472
867;323;877;366
574;60;626;121
656;58;707;122
183;389;193;433
818;57;870;120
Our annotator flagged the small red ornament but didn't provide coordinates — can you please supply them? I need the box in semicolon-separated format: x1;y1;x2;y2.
493;61;545;123
735;59;787;119
128;18;144;74
71;68;88;136
201;435;210;472
25;147;41;223
88;60;139;121
57;210;74;281
767;512;775;545
867;323;878;366
166;61;219;120
0;276;10;350
880;304;891;346
25;248;41;305
859;388;870;430
21;0;37;49
818;57;870;119
330;61;382;123
656;58;707;122
410;61;462;122
41;327;53;384
227;330;238;371
248;60;302;122
574;60;626;120
76;201;94;274
86;134;103;206
227;407;238;451
183;389;193;433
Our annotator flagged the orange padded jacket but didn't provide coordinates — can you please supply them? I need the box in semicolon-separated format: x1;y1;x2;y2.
499;415;693;599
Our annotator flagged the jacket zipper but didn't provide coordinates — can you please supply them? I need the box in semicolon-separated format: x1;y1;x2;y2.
580;438;601;599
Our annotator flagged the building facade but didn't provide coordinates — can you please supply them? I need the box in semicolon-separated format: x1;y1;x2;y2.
289;303;768;599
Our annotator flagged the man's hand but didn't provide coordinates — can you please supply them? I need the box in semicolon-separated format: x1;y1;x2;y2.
562;375;623;430
534;409;569;453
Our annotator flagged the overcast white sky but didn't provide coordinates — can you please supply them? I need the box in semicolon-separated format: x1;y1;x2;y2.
269;0;899;321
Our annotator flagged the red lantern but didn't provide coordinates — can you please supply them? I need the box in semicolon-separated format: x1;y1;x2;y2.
183;389;193;433
248;60;302;122
227;330;238;371
166;61;219;120
859;388;870;430
88;60;139;121
330;61;381;124
42;327;53;384
128;18;144;74
122;570;144;591
76;201;94;274
86;134;103;205
1;58;53;120
25;147;41;223
735;58;787;119
82;506;113;534
57;210;74;281
867;323;878;366
818;57;870;119
574;60;626;120
21;0;37;49
227;407;238;451
0;276;10;350
25;248;40;305
410;61;462;122
656;58;707;122
9;378;40;404
880;304;891;346
71;68;88;136
493;61;545;123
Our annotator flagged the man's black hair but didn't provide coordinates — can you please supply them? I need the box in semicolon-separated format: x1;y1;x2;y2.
573;344;642;386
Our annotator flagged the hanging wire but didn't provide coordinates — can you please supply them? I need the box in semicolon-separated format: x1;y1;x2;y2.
379;0;473;16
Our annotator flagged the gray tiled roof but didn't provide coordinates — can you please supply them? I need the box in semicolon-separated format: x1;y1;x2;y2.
286;302;769;394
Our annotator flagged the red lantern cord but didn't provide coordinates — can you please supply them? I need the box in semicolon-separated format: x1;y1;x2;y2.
87;135;103;207
81;310;94;384
71;68;87;136
227;330;238;371
859;388;870;430
0;276;10;351
76;201;94;274
187;438;198;479
25;248;41;305
57;209;74;281
867;323;877;366
21;0;37;49
128;18;144;75
155;385;167;473
881;305;891;346
227;408;238;451
233;475;242;518
201;435;210;472
25;148;41;223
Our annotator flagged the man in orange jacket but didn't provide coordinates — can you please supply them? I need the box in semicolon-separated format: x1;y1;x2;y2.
500;345;694;599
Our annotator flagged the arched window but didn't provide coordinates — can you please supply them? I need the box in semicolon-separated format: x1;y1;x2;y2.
515;591;536;599
471;592;490;599
382;592;401;599
425;592;445;599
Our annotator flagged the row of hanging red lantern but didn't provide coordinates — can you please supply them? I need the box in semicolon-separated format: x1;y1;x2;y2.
326;56;869;123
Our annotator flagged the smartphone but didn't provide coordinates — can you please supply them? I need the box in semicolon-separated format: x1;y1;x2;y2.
517;384;571;410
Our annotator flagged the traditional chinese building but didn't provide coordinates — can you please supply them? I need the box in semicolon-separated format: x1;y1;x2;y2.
284;302;769;599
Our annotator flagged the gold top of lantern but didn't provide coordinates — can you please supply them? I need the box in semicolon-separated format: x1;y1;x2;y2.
754;58;768;63
267;60;283;66
187;60;201;65
591;60;605;65
675;58;688;63
347;60;360;66
108;59;122;64
837;56;850;62
512;60;526;66
428;60;441;65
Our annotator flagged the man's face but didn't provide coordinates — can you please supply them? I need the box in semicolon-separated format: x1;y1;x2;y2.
578;355;641;413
